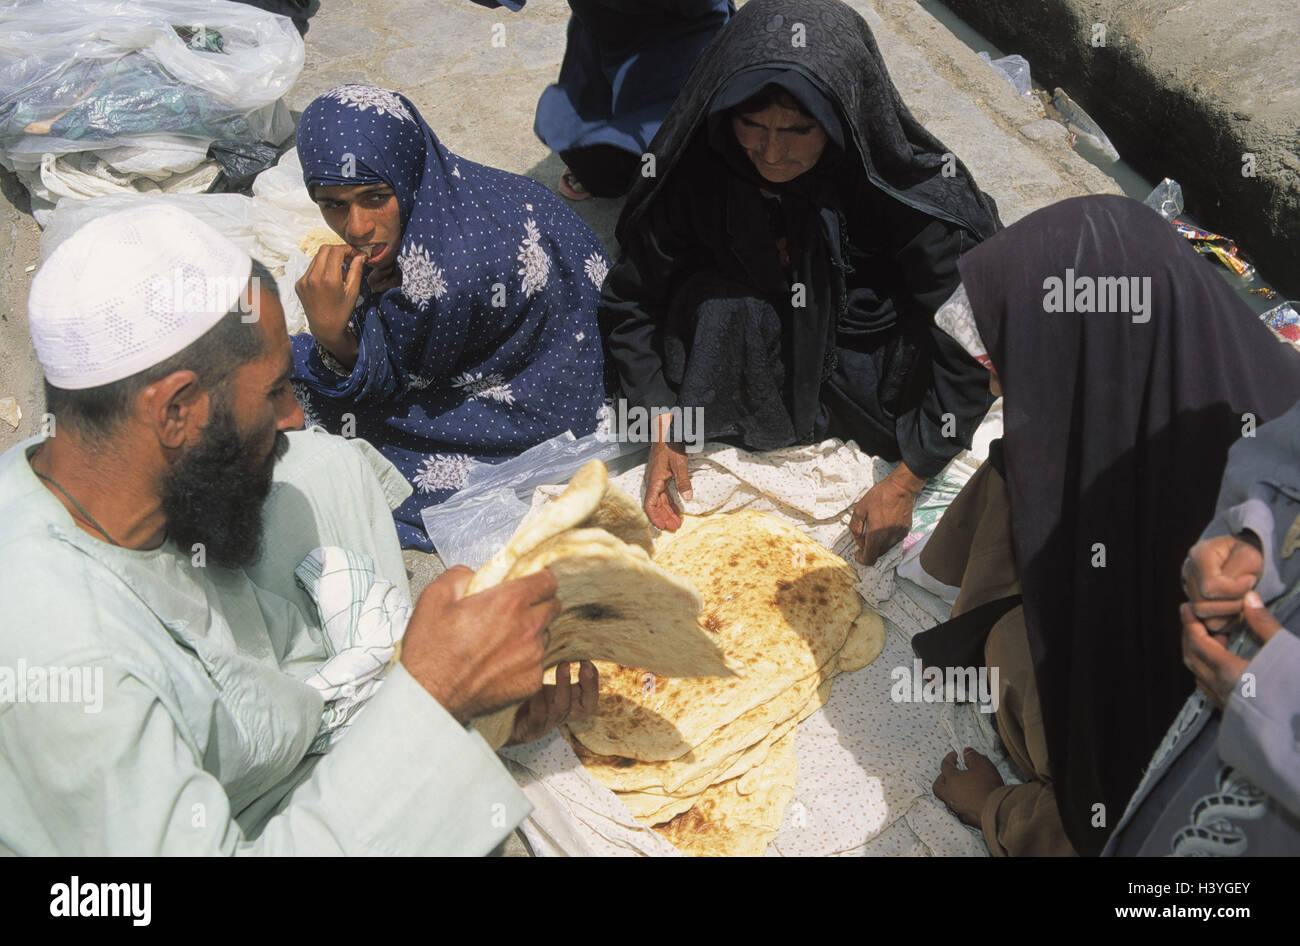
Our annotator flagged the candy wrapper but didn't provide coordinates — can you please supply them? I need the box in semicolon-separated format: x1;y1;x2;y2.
1196;243;1255;279
1260;302;1300;344
1172;218;1256;280
1173;221;1222;242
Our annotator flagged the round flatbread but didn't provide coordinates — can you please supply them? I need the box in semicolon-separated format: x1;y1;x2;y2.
568;511;861;761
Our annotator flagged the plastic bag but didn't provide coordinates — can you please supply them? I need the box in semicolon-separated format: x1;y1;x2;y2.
250;148;322;334
40;191;257;261
1260;301;1300;346
208;137;282;192
0;0;302;183
1142;177;1184;221
1051;88;1120;163
34;150;220;204
978;52;1032;97
250;149;319;264
421;431;624;569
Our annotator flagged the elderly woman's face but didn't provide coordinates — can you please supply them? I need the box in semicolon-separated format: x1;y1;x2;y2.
731;103;829;184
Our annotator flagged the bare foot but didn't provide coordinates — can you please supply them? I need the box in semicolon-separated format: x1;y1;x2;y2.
558;167;591;201
933;748;1004;828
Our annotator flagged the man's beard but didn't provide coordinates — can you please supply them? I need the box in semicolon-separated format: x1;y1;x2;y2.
162;404;290;571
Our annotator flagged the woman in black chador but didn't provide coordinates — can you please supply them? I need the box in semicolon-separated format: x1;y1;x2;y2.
599;0;1001;562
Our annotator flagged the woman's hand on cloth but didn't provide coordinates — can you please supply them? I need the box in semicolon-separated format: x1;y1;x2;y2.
849;463;925;566
1182;533;1263;632
644;412;693;532
1180;592;1282;709
400;565;561;724
506;661;599;746
296;244;364;369
933;748;1004;828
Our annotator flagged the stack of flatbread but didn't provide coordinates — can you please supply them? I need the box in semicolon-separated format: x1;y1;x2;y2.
566;511;885;856
467;460;734;749
466;460;884;855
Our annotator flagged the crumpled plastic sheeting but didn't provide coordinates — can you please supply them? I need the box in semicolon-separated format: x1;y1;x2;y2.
28;151;221;219
248;148;324;334
0;0;301;215
503;406;1026;856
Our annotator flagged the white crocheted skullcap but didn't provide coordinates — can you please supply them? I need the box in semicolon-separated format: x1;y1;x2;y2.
29;203;253;390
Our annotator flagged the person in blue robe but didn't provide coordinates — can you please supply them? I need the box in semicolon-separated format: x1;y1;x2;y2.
474;0;733;198
291;85;608;551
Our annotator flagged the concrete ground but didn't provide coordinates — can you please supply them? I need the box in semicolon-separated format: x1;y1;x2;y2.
0;0;1128;857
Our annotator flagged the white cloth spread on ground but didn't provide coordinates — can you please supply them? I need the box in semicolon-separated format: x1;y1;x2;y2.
501;403;1019;856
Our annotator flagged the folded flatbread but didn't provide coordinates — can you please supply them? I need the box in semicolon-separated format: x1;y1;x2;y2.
470;461;732;748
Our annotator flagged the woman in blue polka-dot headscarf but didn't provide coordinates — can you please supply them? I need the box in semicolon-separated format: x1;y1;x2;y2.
291;85;607;552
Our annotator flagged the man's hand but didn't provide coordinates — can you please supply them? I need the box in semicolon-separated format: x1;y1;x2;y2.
849;464;924;566
296;244;364;368
506;660;599;746
399;565;561;724
1180;592;1282;709
643;413;691;532
1183;533;1263;632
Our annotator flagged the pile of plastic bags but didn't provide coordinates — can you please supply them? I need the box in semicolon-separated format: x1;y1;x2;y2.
0;0;304;219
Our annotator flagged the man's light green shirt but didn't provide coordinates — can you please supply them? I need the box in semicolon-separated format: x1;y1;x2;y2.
0;428;529;855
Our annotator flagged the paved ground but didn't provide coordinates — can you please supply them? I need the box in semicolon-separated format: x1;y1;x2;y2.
0;0;1127;857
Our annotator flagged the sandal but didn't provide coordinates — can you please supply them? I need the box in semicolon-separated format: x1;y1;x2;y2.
558;167;592;201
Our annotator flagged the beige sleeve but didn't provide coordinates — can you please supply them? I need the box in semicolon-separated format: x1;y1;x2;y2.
980;780;1077;857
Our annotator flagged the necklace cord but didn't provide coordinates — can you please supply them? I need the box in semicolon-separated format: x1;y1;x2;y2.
30;443;120;547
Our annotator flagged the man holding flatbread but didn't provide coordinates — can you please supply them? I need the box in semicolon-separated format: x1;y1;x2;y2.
0;205;592;855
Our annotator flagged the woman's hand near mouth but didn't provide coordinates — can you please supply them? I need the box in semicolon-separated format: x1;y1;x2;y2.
365;247;401;294
297;243;365;370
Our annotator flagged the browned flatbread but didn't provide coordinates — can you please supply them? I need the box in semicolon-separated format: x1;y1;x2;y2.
652;728;799;857
568;512;861;761
468;462;730;748
564;511;887;855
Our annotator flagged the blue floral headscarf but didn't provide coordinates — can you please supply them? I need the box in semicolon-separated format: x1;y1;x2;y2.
291;85;608;551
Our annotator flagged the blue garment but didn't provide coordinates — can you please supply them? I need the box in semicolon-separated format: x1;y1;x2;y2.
538;1;733;158
292;86;607;551
475;0;733;158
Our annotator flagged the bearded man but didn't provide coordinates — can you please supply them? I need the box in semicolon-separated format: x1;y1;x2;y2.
0;205;591;855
